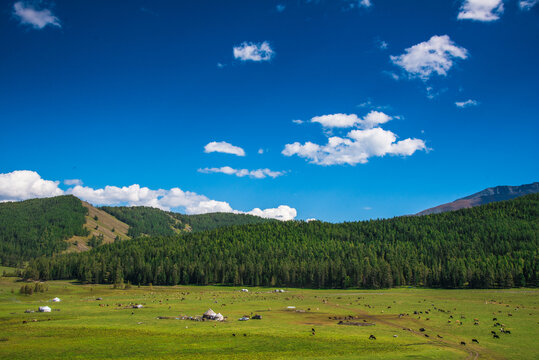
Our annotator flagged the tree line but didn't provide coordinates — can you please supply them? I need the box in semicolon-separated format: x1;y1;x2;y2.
25;194;538;289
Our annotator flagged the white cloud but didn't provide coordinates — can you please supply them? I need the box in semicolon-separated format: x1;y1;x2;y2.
276;4;286;12
217;62;225;68
455;99;479;108
519;0;538;10
0;170;296;220
360;0;373;7
361;111;392;128
258;148;264;154
458;0;504;21
310;111;392;129
247;205;296;221
292;119;304;124
390;35;468;81
13;2;61;29
363;206;372;210
204;141;245;156
233;41;274;62
0;170;63;201
345;0;373;9
64;179;83;186
311;113;359;128
198;166;285;179
282;127;426;166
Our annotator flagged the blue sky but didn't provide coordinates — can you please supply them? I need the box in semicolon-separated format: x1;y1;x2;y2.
0;0;538;221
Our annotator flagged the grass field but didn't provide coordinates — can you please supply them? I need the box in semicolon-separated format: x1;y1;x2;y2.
0;277;537;359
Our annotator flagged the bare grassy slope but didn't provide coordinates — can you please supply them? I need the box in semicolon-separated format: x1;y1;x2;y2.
66;202;130;252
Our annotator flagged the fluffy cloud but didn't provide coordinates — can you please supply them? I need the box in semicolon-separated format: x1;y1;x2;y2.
390;35;468;81
276;4;286;12
455;99;479;108
311;111;392;129
247;205;297;221
204;141;245;156
0;170;296;220
519;0;538;10
233;41;274;62
282;125;426;166
0;170;63;201
64;179;83;186
458;0;504;21
13;2;61;29
198;166;285;179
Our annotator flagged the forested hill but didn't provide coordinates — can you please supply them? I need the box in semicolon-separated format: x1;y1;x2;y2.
0;195;88;266
26;194;539;289
100;206;274;237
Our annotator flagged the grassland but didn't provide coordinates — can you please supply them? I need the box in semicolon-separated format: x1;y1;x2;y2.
0;277;537;359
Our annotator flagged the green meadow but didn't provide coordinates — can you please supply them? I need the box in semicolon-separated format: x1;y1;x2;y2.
0;277;537;359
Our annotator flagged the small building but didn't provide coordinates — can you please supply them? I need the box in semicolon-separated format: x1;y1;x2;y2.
52;297;61;302
38;306;51;313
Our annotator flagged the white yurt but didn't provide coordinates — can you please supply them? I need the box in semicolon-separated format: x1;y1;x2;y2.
38;306;51;313
214;313;224;321
52;297;61;302
203;309;217;319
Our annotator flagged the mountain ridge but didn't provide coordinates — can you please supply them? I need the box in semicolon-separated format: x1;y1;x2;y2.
416;182;539;216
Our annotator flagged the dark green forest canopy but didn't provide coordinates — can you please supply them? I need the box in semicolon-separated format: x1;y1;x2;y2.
101;206;274;236
27;194;539;289
0;195;88;266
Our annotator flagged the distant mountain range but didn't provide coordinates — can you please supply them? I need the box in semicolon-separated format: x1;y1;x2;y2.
416;182;539;216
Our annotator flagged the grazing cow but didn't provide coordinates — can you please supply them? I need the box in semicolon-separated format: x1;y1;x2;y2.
232;334;235;337
505;330;511;334
243;334;247;337
425;334;429;338
472;339;479;343
491;331;496;335
492;317;497;321
437;335;443;339
461;341;466;345
419;328;426;332
312;328;315;332
369;335;376;340
493;334;500;339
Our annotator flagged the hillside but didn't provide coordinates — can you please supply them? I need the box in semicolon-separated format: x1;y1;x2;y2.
65;201;130;253
417;182;539;215
101;206;275;237
0;195;273;264
27;194;539;289
0;195;88;266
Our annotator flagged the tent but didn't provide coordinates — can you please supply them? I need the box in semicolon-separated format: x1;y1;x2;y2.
38;306;51;313
241;289;249;292
214;313;224;321
203;309;217;319
52;297;61;302
133;304;143;309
